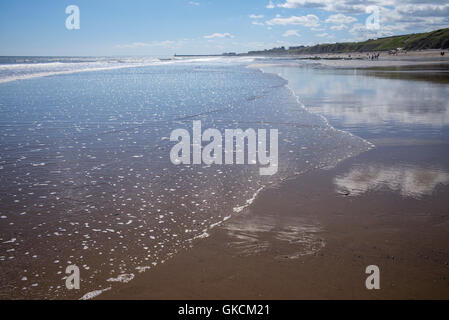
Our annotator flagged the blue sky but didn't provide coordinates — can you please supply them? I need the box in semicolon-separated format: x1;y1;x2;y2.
0;0;448;56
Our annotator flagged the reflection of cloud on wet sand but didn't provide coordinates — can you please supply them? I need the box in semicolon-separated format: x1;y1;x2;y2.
270;66;449;128
224;215;325;259
334;164;449;199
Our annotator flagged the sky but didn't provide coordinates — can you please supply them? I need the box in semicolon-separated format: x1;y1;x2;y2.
0;0;448;56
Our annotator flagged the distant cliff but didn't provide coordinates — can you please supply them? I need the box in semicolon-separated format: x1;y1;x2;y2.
246;28;449;56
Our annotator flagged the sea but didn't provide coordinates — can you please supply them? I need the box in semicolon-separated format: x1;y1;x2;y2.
0;56;379;299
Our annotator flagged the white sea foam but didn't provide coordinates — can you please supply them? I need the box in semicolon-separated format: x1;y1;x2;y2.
233;187;264;213
0;62;157;84
80;287;111;300
106;273;135;283
0;56;369;299
0;56;256;84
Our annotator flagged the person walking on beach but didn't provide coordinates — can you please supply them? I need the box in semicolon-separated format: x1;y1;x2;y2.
369;53;379;60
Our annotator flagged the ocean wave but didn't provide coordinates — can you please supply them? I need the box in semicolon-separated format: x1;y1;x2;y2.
0;56;257;84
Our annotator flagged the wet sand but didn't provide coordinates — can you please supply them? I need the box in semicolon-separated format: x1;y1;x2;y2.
101;143;449;300
249;49;449;70
0;61;372;299
299;49;449;63
2;57;448;300
99;60;449;300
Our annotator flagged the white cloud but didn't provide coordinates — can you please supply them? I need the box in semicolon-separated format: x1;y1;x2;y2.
349;22;394;41
249;14;264;19
252;21;265;26
397;3;449;17
335;164;449;199
188;1;200;6
276;1;449;33
116;40;180;49
325;13;357;24
282;29;301;37
277;0;379;12
266;0;275;9
330;24;348;30
266;14;320;27
204;33;234;39
278;0;333;10
316;32;329;37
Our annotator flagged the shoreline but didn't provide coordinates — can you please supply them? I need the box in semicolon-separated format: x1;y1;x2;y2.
84;61;375;300
248;50;449;70
2;55;448;300
100;143;449;299
245;48;449;60
99;59;449;300
0;56;372;300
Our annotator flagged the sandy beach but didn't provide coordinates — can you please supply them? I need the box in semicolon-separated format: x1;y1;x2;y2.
100;143;449;300
249;49;449;69
1;53;448;300
2;1;449;307
98;58;449;300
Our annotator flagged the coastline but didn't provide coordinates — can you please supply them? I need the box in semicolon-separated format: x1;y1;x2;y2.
1;2;449;304
1;54;448;300
99;57;449;300
248;49;449;70
2;57;373;300
100;143;449;299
